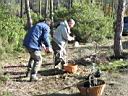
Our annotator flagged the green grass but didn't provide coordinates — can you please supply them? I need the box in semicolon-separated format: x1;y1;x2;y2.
0;75;10;84
98;60;128;71
0;91;13;96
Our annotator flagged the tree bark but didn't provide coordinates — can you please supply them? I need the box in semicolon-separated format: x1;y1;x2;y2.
39;0;42;18
90;0;95;4
45;0;49;18
114;0;125;58
50;0;53;21
20;0;23;18
50;0;54;37
54;0;60;9
111;0;114;17
25;0;32;29
67;0;73;9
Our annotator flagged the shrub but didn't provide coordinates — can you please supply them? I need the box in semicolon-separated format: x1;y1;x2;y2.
54;2;114;43
0;5;26;54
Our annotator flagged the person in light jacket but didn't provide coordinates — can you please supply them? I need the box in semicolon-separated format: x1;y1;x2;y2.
52;19;75;69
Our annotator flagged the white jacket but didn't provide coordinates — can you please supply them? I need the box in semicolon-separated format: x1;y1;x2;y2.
53;20;74;47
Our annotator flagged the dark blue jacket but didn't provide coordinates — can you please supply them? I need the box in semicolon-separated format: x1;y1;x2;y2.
23;22;51;50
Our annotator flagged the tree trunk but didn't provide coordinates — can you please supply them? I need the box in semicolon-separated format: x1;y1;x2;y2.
20;0;23;18
90;0;95;4
108;3;111;16
111;0;114;17
57;0;60;9
25;0;32;29
29;0;33;10
71;0;73;8
50;0;54;37
54;0;60;9
4;0;6;4
114;0;125;58
45;0;49;18
39;0;42;18
50;0;53;21
103;3;107;16
68;0;72;9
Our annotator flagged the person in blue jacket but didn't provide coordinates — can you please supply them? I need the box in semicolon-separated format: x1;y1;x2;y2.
23;18;53;81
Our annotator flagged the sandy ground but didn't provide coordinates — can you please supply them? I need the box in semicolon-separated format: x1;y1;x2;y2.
1;42;128;96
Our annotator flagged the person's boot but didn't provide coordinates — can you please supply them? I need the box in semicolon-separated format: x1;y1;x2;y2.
30;74;39;82
60;58;65;70
26;68;31;77
54;58;61;69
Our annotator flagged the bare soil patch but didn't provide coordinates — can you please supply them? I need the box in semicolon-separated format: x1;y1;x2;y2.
1;43;128;96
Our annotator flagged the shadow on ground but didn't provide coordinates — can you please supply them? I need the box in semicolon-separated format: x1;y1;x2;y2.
73;57;91;66
39;68;65;76
122;41;128;49
34;93;80;96
4;71;26;76
110;52;128;60
4;65;27;68
41;63;53;67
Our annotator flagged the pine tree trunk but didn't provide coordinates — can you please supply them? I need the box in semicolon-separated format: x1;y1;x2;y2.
91;0;95;4
25;0;32;29
50;0;53;21
114;0;125;58
67;0;73;9
20;0;23;18
55;0;60;9
71;0;73;8
39;0;42;18
57;0;60;9
111;0;114;17
45;0;49;18
50;0;54;37
103;3;107;16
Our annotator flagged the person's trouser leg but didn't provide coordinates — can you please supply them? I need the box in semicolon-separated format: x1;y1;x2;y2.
52;40;61;66
26;57;34;77
60;47;66;69
26;48;34;77
30;50;42;81
52;40;67;69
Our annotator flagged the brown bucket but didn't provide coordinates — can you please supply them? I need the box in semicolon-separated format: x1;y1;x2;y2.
77;79;106;96
64;64;78;73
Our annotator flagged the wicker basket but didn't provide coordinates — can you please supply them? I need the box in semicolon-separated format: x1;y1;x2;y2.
64;64;78;73
77;79;106;96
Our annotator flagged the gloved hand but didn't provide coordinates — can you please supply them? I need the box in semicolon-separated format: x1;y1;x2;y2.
45;47;53;53
72;35;76;41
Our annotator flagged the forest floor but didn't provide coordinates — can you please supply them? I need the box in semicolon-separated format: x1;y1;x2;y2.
1;37;128;96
